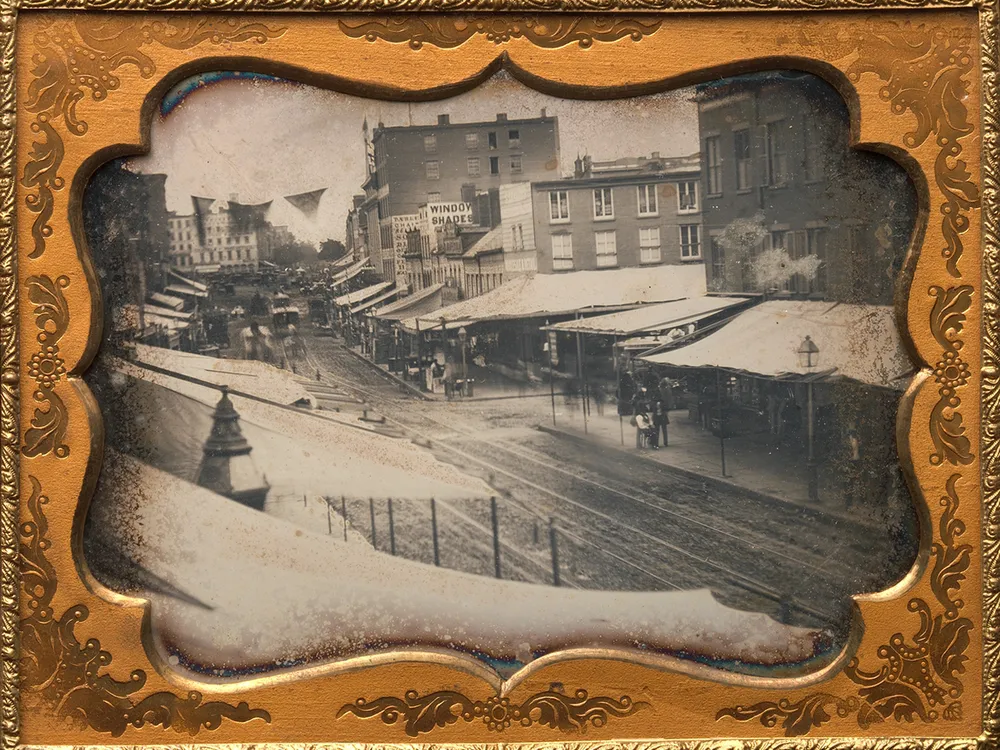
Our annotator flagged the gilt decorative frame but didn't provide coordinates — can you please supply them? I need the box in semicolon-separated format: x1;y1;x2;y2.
1;1;998;749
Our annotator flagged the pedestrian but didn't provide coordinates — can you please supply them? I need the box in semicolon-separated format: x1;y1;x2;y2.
652;395;669;447
844;427;862;508
592;383;607;416
632;389;651;448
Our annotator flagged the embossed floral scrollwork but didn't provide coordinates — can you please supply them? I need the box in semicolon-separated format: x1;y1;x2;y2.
718;475;972;736
337;688;645;737
23;275;71;458
338;16;662;50
21;18;286;258
19;477;272;737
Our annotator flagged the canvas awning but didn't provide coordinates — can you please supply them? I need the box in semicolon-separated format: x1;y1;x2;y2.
334;281;393;308
331;259;371;287
374;283;444;322
352;288;399;315
640;300;914;388
148;292;186;311
544;295;751;337
412;264;707;329
168;270;208;292
142;304;194;321
165;284;209;299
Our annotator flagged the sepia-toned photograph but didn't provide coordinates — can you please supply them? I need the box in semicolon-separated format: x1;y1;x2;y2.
81;68;920;682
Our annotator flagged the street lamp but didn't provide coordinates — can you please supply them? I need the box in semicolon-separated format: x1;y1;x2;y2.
797;335;820;502
458;326;468;396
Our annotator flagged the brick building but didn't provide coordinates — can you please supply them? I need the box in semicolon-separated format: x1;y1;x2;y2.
695;71;916;305
359;111;560;284
168;202;281;273
498;152;703;274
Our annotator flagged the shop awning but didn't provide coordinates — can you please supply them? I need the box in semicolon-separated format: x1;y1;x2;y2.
640;300;913;388
165;284;209;299
374;284;444;322
413;264;707;329
334;281;393;308
168;270;208;292
544;295;751;336
148;292;186;311
352;287;399;315
331;259;371;287
142;304;194;322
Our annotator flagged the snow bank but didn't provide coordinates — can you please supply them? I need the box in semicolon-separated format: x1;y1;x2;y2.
96;454;826;680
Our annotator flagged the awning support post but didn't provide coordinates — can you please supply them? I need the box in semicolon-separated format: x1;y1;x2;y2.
547;321;557;427
717;368;727;477
576;314;588;435
616;334;624;445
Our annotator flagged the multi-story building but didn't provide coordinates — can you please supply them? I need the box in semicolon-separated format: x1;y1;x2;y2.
167;202;264;272
696;71;916;305
499;153;703;274
359;111;560;284
345;194;368;261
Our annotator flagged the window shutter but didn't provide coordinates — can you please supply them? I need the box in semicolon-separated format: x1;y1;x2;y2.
759;125;771;186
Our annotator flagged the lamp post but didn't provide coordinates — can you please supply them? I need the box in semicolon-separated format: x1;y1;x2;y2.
458;326;468;397
797;335;820;502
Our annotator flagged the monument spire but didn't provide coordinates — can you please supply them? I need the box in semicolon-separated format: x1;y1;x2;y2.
196;386;270;510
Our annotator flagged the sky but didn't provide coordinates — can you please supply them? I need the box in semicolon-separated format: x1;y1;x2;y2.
130;70;699;245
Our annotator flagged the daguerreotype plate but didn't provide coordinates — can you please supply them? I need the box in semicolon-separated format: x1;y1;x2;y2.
3;1;999;748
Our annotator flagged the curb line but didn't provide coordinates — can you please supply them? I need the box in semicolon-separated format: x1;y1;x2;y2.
535;423;875;530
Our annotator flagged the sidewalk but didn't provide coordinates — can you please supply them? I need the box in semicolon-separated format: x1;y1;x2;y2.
537;402;874;528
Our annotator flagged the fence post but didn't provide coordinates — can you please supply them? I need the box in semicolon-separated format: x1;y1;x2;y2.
388;498;397;556
549;517;561;587
490;497;502;579
369;497;377;549
326;497;332;535
342;496;348;542
430;498;441;566
303;493;307;507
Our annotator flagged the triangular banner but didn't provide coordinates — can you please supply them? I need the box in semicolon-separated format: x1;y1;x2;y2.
284;188;327;218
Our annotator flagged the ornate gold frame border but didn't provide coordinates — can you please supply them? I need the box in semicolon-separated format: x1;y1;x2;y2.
1;3;998;749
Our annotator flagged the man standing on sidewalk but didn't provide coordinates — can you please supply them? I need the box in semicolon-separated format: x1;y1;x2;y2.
652;393;669;448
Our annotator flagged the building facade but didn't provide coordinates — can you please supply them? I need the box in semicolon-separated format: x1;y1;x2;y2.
360;111;560;284
696;71;916;305
500;153;703;274
168;203;264;272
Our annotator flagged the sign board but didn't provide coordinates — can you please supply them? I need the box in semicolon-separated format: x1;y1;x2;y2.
418;201;475;252
391;213;421;281
547;331;559;367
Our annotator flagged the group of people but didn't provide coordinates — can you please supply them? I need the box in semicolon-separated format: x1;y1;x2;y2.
631;378;676;450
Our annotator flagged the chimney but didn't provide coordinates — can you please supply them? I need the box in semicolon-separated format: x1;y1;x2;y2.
574;154;585;179
540;107;547;118
651;151;661;159
196;386;270;511
583;155;593;176
438;114;450;125
496;113;508;122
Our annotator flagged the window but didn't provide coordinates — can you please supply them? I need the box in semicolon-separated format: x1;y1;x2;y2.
467;157;481;177
705;136;722;196
639;227;661;264
677;181;698;212
489;156;500;175
595;230;618;267
637;184;658;216
593;187;614;219
807;227;828;292
711;237;725;283
423;134;437;153
549;190;570;222
734;128;752;190
765;120;789;186
552;234;574;270
508;129;520;147
804;120;823;182
425;161;440;180
465;132;479;150
680;224;701;259
488;132;498;149
510;155;523;174
428;192;441;203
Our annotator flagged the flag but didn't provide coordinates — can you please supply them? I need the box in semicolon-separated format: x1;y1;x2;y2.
228;200;272;235
284;189;327;219
191;196;215;246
